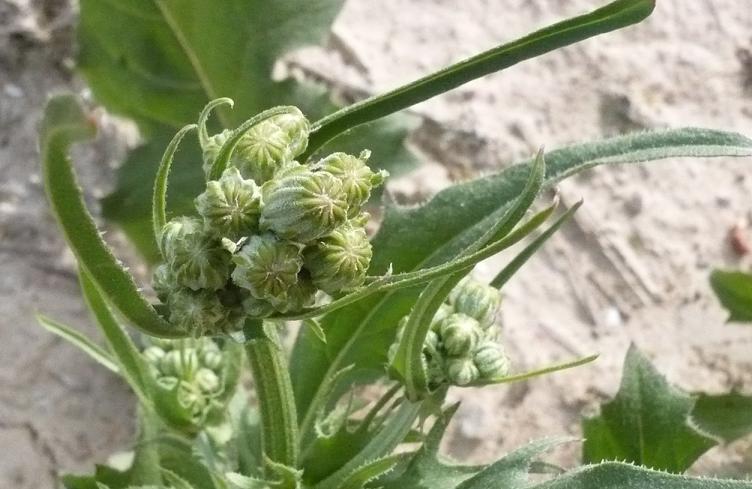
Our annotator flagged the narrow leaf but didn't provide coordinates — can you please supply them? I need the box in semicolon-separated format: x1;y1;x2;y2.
468;354;598;387
338;454;406;489
36;314;119;374
582;345;717;473
304;0;656;156
152;124;196;245
40;95;182;338
710;270;752;323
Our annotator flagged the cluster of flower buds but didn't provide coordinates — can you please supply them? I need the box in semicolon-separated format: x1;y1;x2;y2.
154;106;386;336
142;337;238;430
388;277;510;387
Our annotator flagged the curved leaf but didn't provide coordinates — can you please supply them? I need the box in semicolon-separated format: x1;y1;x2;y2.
40;94;181;338
303;0;656;156
36;314;120;374
290;127;752;444
710;270;752;323
692;392;752;444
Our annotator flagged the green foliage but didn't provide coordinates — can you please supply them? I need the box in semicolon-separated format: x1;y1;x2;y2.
582;346;717;472
37;1;752;488
710;270;752;323
78;0;418;262
693;392;752;444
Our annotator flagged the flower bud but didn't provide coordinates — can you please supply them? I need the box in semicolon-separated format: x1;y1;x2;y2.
439;313;482;356
195;167;262;240
473;341;510;378
177;382;206;416
267;274;316;313
143;346;166;365
201;129;231;176
199;347;223;371
231;233;303;303
152;264;174;302
156;375;179;391
316;150;387;216
242;295;276;318
167;288;230;336
449;278;501;328
304;223;372;294
431;303;454;332
425;357;446;386
195;367;221;393
160;349;200;378
235;108;310;184
160;217;231;291
260;170;348;242
445;357;479;386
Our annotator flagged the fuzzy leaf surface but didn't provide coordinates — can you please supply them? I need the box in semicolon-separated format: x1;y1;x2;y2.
692;392;752;444
710;270;752;323
582;345;717;472
291;127;752;440
78;0;417;261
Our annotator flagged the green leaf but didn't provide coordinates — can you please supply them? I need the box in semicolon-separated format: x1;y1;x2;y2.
314;400;423;489
710;270;752;323
337;454;407;489
79;0;418;261
303;0;656;156
78;267;153;403
291;127;752;443
40;94;182;338
457;438;574;489
36;314;120;374
381;404;482;489
467;353;598;387
582;345;717;473
692;392;752;444
531;462;752;489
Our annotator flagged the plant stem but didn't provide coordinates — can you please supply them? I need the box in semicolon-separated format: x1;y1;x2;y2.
245;321;299;469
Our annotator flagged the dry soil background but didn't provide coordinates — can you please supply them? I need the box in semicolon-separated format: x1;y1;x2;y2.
2;0;752;487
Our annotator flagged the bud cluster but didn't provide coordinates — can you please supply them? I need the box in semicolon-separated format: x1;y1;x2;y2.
143;337;235;426
388;277;509;387
154;106;386;335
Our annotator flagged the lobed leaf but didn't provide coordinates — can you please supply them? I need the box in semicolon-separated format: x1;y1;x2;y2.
692;392;752;444
710;270;752;323
40;95;182;338
582;345;717;473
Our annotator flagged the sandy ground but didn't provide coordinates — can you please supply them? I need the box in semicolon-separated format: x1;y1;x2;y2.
2;0;752;487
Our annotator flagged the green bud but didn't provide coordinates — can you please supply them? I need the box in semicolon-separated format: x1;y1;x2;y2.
260;170;348;242
473;341;510;378
167;288;232;336
177;382;206;415
234;108;310;184
201;129;231;176
439;313;482;356
449;278;501;328
199;345;223;370
156;375;179;391
160;349;200;378
195;367;221;393
425;357;446;386
143;346;166;365
316;150;387;216
242;295;276;318
431;303;454;331
267;274;316;313
160;217;231;291
445;357;479;386
231;233;303;302
304;223;372;294
152;264;174;302
195;167;262;240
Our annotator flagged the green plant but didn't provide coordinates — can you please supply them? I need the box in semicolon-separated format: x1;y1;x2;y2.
38;1;752;488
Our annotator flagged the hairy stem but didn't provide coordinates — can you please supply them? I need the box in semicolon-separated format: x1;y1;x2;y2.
245;321;299;469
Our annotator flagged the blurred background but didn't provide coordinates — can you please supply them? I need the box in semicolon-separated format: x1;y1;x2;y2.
1;0;751;487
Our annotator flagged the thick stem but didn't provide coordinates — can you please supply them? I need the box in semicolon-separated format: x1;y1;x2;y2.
245;321;299;469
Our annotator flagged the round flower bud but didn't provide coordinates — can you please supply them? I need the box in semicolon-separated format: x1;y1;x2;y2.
449;278;501;328
201;129;231;176
425;357;446;386
177;383;206;416
160;349;200;379
231;234;303;303
167;289;229;337
473;341;510;378
303;223;372;294
260;170;348;242
143;346;166;365
439;313;482;356
161;217;231;291
316;151;387;216
195;367;221;393
195;168;262;240
198;343;223;370
234;108;310;184
156;375;179;391
431;303;454;332
267;274;316;313
424;329;440;355
445;357;479;386
242;295;276;319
